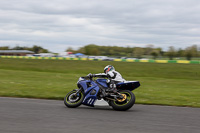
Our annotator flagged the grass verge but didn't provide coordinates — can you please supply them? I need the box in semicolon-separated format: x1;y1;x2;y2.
0;58;199;107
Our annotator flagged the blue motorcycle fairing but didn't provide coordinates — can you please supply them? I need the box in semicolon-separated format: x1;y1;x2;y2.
78;80;100;107
82;86;100;106
77;80;91;90
96;79;108;88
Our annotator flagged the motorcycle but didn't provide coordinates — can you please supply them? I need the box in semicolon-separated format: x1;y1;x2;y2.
64;75;140;111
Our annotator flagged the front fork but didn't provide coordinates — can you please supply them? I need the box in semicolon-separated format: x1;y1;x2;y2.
73;88;82;96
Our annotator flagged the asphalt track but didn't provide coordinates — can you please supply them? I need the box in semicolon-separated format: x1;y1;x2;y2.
0;97;200;133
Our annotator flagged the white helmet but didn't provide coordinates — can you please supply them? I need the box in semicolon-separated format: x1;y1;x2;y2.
104;65;115;74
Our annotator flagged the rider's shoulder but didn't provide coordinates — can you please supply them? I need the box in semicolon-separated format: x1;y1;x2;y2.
107;70;118;75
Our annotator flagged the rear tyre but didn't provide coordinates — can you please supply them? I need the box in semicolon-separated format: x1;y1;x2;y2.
109;90;135;111
64;90;84;108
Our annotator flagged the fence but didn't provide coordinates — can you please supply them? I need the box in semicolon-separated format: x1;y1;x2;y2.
0;55;199;64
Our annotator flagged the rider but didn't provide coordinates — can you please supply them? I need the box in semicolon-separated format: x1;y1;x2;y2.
87;65;125;92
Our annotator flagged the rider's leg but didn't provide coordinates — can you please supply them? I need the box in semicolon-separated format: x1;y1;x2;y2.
107;80;118;92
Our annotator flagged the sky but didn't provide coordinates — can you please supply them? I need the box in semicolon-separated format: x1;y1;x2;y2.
0;0;200;52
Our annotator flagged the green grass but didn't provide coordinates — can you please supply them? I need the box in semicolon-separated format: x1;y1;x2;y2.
0;58;200;107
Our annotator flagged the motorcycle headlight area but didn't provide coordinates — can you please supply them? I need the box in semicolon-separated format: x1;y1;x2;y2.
77;77;84;83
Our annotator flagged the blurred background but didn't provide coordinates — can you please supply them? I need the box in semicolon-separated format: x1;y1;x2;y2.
0;0;199;107
0;0;200;55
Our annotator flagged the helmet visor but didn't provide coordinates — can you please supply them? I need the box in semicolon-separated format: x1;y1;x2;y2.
104;67;111;73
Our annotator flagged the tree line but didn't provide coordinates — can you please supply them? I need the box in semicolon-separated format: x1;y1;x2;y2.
1;44;199;60
67;44;200;60
0;45;49;54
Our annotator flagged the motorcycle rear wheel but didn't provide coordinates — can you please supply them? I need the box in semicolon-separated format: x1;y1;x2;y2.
64;90;84;108
109;90;135;111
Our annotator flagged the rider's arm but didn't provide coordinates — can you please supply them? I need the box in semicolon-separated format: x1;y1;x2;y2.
93;73;108;78
94;72;117;79
107;71;117;79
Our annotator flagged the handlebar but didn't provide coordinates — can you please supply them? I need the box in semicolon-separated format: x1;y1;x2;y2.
81;74;108;80
81;76;93;80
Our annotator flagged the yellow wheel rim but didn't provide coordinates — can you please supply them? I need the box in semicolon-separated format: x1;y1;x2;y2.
117;94;127;102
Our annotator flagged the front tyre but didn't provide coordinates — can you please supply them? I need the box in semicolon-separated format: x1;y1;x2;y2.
110;90;135;111
64;90;84;108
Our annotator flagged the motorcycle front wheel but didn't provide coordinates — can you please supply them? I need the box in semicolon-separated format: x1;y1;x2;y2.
109;90;135;111
64;90;84;108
